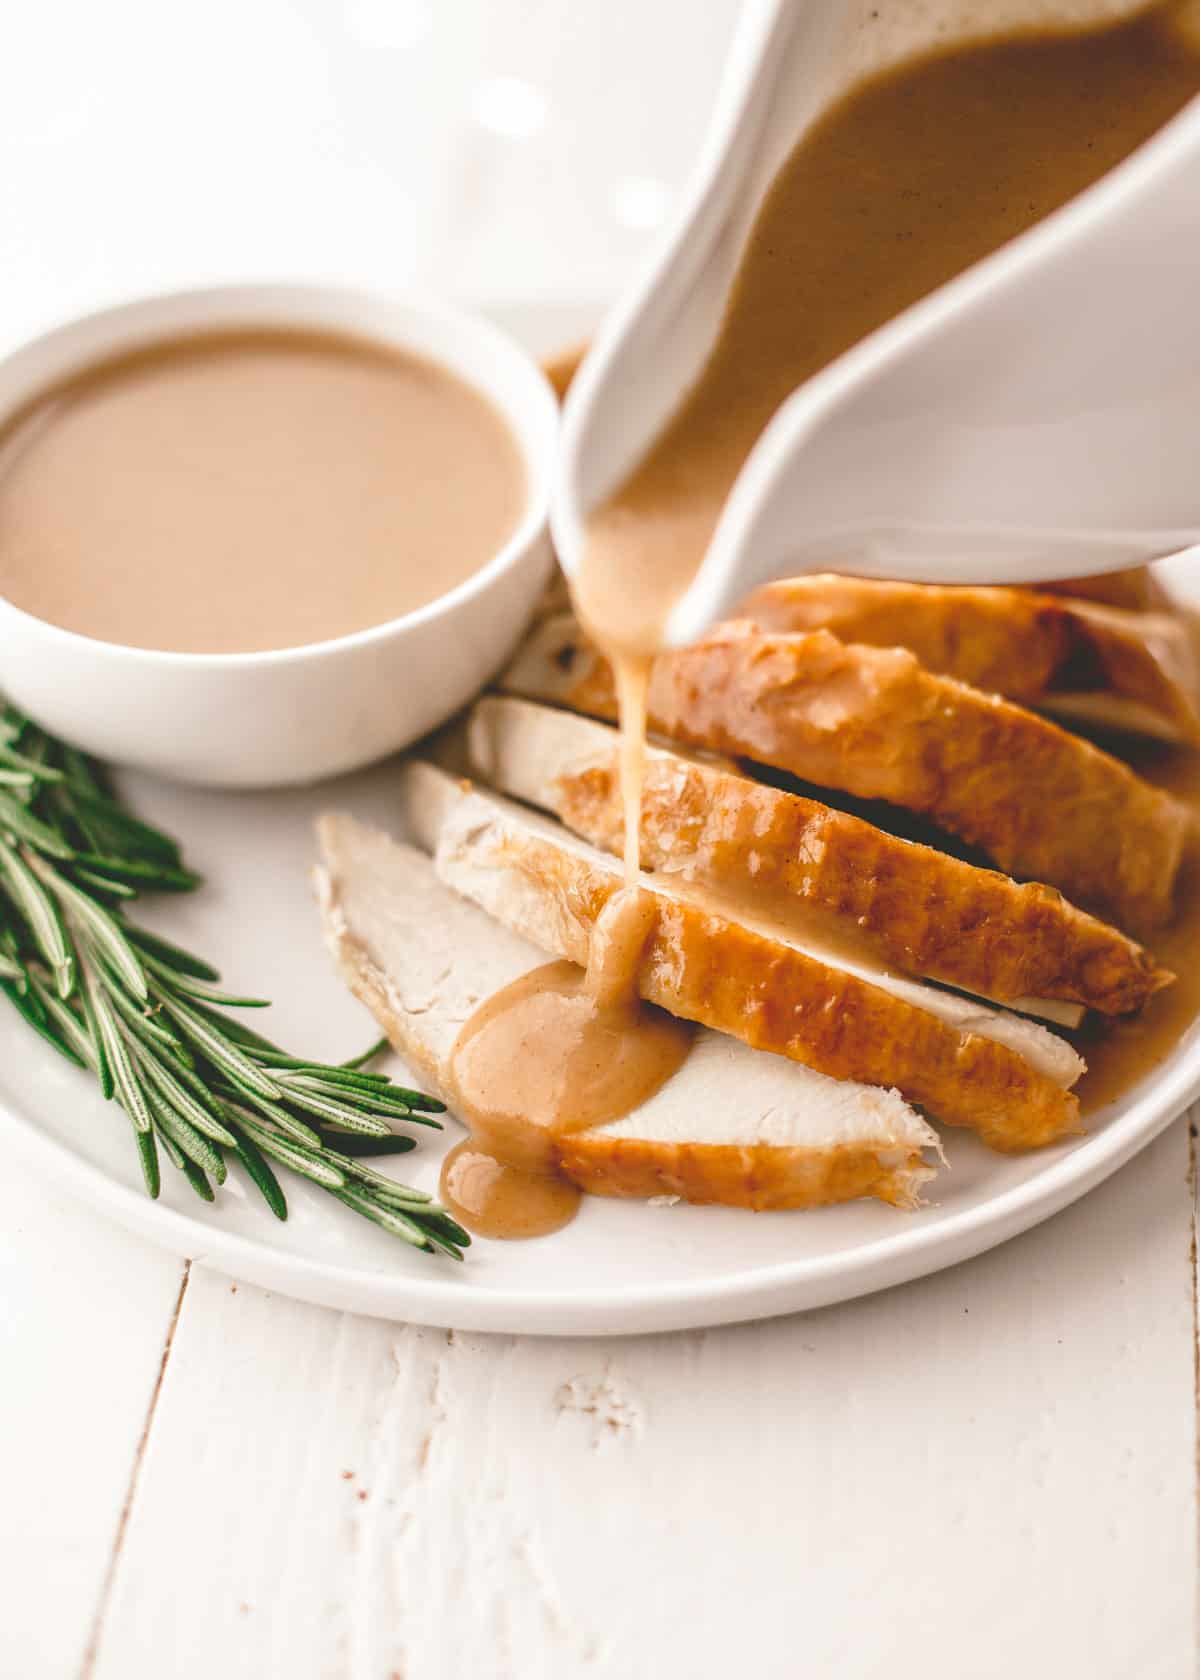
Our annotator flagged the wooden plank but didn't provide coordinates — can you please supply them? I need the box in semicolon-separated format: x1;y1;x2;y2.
90;1117;1197;1680
0;1155;184;1680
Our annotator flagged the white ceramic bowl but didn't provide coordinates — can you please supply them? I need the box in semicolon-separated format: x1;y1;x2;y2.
0;284;559;787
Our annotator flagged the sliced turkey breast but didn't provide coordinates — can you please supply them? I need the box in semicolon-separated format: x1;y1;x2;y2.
742;575;1200;745
315;814;939;1211
465;696;1171;1020
501;614;1191;933
395;764;1084;1152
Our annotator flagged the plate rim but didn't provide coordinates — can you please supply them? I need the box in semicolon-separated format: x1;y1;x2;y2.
7;1034;1198;1336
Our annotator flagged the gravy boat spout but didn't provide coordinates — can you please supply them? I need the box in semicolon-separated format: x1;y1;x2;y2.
553;0;1200;647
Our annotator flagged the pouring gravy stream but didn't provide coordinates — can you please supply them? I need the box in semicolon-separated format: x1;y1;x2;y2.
442;3;1200;1239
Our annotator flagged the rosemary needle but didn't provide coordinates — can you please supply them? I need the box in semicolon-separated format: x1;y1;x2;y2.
0;703;465;1261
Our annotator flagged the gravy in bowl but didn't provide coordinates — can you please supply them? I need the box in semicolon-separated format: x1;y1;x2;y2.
0;327;526;654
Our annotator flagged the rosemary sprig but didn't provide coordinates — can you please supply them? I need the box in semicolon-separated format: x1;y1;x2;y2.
0;704;468;1261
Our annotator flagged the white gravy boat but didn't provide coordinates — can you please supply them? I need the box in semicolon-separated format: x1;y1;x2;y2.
553;0;1200;646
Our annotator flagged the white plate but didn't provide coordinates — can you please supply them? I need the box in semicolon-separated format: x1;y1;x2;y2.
4;301;1200;1337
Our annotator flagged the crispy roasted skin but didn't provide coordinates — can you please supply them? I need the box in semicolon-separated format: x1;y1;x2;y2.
743;575;1200;743
503;616;1191;933
445;817;1081;1152
557;1133;925;1211
538;733;1171;1016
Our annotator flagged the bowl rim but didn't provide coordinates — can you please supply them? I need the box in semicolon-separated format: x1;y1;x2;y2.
0;280;560;669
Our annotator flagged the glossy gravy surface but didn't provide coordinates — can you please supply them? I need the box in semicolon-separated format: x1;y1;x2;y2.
0;328;526;653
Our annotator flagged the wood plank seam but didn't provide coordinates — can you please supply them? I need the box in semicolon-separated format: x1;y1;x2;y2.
76;1259;192;1680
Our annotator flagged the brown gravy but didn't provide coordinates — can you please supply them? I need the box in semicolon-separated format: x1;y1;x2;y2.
450;4;1200;1238
440;894;691;1239
0;328;526;654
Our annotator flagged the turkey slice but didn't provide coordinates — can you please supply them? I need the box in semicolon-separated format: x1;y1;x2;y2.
465;696;1171;1021
396;763;1084;1152
743;574;1200;745
501;614;1191;933
315;814;939;1212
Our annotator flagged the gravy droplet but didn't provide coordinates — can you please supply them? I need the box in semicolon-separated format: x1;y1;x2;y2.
439;1138;581;1240
442;895;692;1240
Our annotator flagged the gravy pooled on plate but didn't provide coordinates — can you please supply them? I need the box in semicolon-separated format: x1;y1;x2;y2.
0;328;526;653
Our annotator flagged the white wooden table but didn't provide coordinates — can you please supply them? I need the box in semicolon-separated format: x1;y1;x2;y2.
3;5;1198;1675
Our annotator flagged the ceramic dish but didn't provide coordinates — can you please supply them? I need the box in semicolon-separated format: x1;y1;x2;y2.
3;301;1198;1337
555;0;1200;641
0;284;559;788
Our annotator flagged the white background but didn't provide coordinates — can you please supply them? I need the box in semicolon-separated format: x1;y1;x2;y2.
1;3;1197;1676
